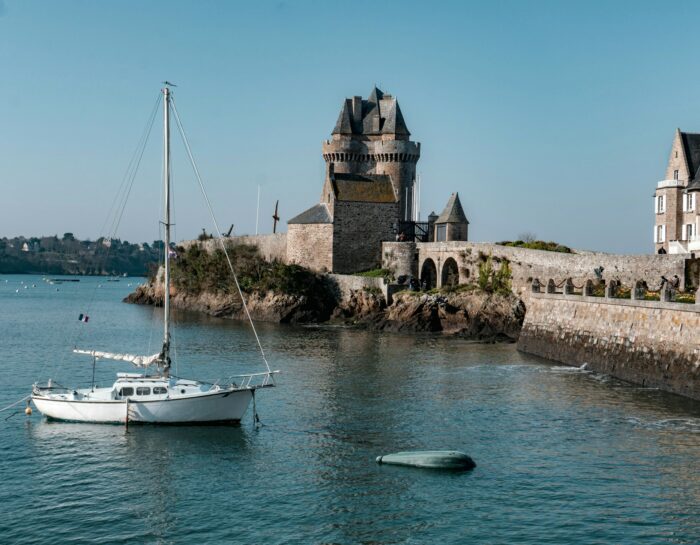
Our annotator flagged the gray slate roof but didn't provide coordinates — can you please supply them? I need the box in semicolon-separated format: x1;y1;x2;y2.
435;192;469;224
287;203;332;224
331;173;397;203
681;131;700;179
332;86;410;137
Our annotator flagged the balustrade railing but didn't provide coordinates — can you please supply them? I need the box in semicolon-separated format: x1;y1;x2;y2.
531;277;699;306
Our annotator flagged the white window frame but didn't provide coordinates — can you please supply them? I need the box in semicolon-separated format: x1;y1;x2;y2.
657;195;666;214
688;223;695;241
674;169;679;180
686;193;696;212
656;224;666;243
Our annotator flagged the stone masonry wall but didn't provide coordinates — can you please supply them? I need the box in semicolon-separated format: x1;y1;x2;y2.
333;201;398;274
181;233;288;263
518;293;700;400
326;273;387;303
287;223;333;272
381;241;698;297
382;242;418;279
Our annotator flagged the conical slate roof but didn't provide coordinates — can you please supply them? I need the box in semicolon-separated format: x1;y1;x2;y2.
332;100;353;135
381;100;410;136
331;86;410;137
368;86;384;103
435;193;469;224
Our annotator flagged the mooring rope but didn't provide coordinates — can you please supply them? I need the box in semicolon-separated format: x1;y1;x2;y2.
0;395;31;414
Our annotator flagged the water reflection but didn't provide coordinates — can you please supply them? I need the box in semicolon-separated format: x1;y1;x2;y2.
3;276;700;544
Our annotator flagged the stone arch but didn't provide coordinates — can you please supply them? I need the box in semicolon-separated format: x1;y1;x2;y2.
420;258;437;290
441;257;459;288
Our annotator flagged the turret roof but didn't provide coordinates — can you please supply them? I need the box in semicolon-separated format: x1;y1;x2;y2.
435;193;469;224
331;86;410;137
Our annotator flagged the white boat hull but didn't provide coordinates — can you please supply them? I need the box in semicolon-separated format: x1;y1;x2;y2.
32;388;256;424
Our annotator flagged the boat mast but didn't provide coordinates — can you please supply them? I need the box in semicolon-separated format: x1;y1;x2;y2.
161;86;172;376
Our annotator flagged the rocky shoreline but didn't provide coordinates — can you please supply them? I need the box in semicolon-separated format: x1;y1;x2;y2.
125;277;526;341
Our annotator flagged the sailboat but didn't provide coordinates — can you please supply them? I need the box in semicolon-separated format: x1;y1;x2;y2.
31;86;278;424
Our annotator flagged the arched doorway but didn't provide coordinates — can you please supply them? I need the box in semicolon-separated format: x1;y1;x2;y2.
441;257;459;288
420;258;437;290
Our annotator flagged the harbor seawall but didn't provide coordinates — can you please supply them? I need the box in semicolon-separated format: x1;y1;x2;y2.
518;293;700;400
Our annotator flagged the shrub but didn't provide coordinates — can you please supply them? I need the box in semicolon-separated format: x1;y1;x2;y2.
497;240;573;253
477;253;512;295
355;268;392;280
170;241;325;298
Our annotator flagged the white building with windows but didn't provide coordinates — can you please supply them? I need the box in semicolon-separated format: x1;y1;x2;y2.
654;129;700;255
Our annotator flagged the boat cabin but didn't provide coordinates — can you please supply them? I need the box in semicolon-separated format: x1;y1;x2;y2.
111;374;207;400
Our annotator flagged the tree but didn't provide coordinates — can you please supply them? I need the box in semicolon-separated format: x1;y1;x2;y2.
517;232;537;243
63;232;75;241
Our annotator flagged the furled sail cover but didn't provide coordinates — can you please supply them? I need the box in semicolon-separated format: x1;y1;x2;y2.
73;349;161;367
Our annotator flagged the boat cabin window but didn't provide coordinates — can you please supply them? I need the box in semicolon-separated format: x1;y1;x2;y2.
119;387;134;397
136;387;151;396
153;386;167;394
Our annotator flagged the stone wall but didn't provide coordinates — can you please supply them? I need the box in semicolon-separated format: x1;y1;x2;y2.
326;273;387;302
287;223;333;272
332;201;398;274
518;292;700;400
382;242;418;279
382;241;699;296
181;233;288;263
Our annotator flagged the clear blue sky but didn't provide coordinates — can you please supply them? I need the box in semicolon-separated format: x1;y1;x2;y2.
1;0;698;254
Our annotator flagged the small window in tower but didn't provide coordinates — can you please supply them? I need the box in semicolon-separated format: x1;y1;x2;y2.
436;225;447;242
675;151;678;158
657;195;665;213
674;170;679;180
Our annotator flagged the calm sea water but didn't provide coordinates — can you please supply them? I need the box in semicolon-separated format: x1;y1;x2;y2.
0;274;699;545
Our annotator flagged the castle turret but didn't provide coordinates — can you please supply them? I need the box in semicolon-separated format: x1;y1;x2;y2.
322;86;420;222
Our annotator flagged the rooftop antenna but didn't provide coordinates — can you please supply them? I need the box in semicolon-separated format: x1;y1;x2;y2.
162;81;177;87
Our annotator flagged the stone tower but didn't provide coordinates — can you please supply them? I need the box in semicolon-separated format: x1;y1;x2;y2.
322;87;421;222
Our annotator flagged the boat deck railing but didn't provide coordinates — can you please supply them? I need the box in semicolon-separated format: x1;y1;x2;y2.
219;370;280;390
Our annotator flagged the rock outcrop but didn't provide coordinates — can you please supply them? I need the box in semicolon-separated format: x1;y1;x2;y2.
126;278;526;341
124;281;333;324
368;291;525;340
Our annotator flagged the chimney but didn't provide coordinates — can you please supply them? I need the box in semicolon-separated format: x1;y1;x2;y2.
351;96;362;124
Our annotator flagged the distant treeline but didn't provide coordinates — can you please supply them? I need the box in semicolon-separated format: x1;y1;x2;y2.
0;233;163;276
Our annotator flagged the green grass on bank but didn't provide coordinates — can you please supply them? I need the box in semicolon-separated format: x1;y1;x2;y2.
496;240;573;253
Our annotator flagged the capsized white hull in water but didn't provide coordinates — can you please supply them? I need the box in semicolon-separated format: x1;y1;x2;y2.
32;372;274;424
